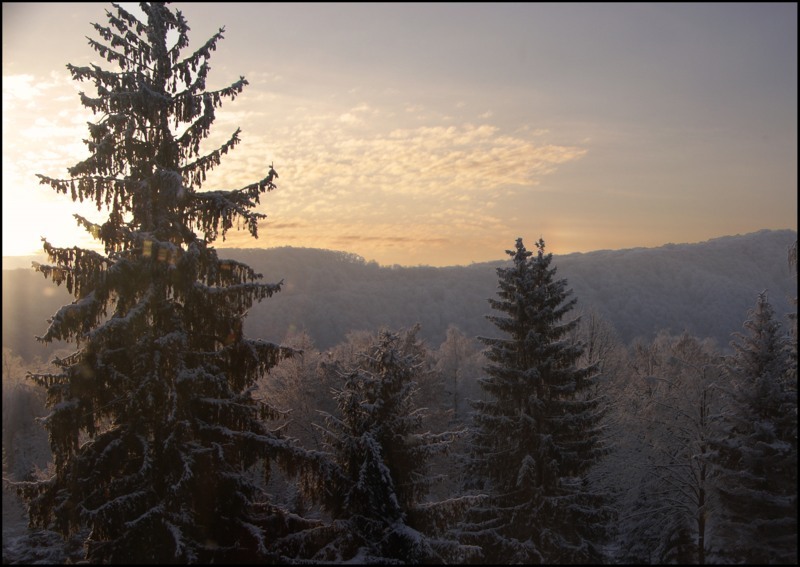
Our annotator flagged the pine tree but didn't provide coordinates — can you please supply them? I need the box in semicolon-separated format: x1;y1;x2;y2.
308;328;479;563
464;237;609;563
712;292;797;563
14;3;306;563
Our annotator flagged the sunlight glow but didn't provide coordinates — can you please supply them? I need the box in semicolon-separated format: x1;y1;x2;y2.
2;3;795;266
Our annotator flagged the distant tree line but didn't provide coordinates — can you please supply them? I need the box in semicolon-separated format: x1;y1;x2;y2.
6;228;796;364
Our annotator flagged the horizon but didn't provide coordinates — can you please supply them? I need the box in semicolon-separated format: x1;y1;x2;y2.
3;3;797;266
2;227;795;270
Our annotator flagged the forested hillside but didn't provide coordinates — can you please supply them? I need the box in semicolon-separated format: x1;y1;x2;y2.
3;229;796;361
6;230;796;564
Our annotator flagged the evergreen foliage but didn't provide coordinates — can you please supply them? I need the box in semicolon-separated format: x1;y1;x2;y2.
785;239;797;398
712;292;798;563
309;327;478;563
464;237;610;563
13;3;306;562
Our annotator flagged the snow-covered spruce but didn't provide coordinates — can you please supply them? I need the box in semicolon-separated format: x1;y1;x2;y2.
296;327;481;563
711;292;797;564
462;237;612;563
11;3;310;563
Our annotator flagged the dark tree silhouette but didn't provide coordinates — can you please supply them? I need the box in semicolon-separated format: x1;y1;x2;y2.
712;292;797;563
15;3;306;563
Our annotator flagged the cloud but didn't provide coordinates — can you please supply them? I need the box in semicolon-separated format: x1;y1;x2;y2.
211;99;585;196
2;67;588;263
192;93;589;263
265;221;307;230
277;121;585;197
2;74;42;105
338;112;361;124
332;234;451;247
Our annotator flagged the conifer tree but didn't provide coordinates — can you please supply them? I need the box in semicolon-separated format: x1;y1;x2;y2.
712;292;797;563
15;3;304;562
310;328;479;563
785;240;797;397
464;237;609;563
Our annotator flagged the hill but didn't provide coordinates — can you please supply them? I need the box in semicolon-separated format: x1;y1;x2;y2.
3;229;796;361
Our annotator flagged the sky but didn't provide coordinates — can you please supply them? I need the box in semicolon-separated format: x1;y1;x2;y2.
2;2;797;267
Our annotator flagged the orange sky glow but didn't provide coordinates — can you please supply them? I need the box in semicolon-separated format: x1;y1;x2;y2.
2;3;796;267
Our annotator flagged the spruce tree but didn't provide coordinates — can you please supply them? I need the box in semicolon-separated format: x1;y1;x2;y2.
15;3;304;563
310;328;478;563
785;240;797;400
713;292;797;563
464;237;609;563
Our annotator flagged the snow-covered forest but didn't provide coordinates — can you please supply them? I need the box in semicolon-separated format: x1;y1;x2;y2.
4;261;798;563
2;3;797;564
5;228;797;362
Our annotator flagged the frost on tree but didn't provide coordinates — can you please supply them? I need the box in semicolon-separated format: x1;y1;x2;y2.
463;237;610;564
14;3;304;563
712;292;797;564
300;328;480;564
612;332;723;564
